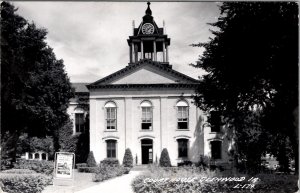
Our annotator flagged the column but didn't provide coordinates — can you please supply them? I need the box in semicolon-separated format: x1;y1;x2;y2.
153;41;157;61
166;45;169;62
134;44;138;62
162;41;166;62
129;44;133;63
141;40;144;60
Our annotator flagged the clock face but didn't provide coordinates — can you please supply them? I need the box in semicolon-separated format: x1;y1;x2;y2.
142;23;154;35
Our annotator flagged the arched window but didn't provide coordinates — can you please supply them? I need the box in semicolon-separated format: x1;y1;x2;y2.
106;139;117;158
42;153;47;160
105;101;117;130
177;138;188;158
34;153;40;160
176;100;189;130
141;101;153;130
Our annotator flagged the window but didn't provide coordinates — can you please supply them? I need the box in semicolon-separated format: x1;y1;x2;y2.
176;100;189;129
105;102;117;130
75;113;85;133
211;141;222;159
29;153;33;159
210;111;221;132
177;139;188;158
141;101;152;130
106;140;117;158
34;153;39;160
42;153;47;160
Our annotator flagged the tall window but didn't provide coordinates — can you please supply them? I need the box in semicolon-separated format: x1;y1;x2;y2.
211;141;222;159
75;113;85;133
106;140;117;158
105;102;117;130
210;111;221;132
176;100;189;129
141;101;152;130
177;139;188;158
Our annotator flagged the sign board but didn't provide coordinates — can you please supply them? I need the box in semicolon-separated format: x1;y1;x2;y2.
54;152;75;180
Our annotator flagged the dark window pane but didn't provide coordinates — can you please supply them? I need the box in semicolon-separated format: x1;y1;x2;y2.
178;139;188;158
142;123;152;130
75;113;85;133
29;154;33;159
211;141;222;159
178;122;188;129
106;140;116;158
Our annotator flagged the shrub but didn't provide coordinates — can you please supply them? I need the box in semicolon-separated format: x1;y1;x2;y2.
13;159;54;175
122;148;133;168
196;155;210;169
2;169;36;174
77;167;99;173
93;165;127;182
76;163;87;168
178;160;193;167
0;173;52;193
131;167;298;193
86;151;97;167
159;148;171;167
100;158;120;167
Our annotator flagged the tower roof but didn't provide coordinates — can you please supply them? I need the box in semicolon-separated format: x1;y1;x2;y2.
145;2;152;16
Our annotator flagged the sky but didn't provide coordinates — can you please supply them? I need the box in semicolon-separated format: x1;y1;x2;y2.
13;1;221;83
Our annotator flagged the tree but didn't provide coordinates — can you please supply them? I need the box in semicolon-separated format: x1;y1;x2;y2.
122;148;133;168
192;2;298;173
1;1;74;161
159;148;171;167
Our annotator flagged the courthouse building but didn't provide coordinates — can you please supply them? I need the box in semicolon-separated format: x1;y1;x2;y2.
69;2;231;166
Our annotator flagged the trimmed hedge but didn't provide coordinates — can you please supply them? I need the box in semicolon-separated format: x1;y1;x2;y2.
122;148;133;168
13;159;54;175
2;169;36;174
86;151;97;167
159;148;171;167
0;173;52;193
93;166;129;182
76;163;87;169
77;167;99;173
100;158;120;167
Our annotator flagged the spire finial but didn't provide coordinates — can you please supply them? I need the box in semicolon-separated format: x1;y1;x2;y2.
145;1;152;16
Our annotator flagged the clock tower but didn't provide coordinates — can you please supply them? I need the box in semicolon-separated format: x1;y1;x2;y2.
127;2;171;64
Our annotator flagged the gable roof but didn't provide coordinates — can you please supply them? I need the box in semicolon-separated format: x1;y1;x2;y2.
71;83;89;93
88;59;199;89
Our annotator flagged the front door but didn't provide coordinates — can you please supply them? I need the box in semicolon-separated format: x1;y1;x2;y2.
141;139;153;164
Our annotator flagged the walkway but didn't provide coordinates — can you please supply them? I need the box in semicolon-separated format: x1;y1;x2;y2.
75;171;141;193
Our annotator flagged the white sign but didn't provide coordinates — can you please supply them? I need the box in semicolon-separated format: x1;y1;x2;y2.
54;152;75;179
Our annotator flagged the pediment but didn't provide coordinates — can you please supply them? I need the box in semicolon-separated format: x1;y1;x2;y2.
89;59;198;88
110;65;180;84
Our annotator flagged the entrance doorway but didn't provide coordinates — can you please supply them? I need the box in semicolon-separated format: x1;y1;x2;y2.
141;139;153;164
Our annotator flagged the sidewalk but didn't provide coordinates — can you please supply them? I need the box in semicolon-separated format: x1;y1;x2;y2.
75;171;141;193
42;171;141;193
